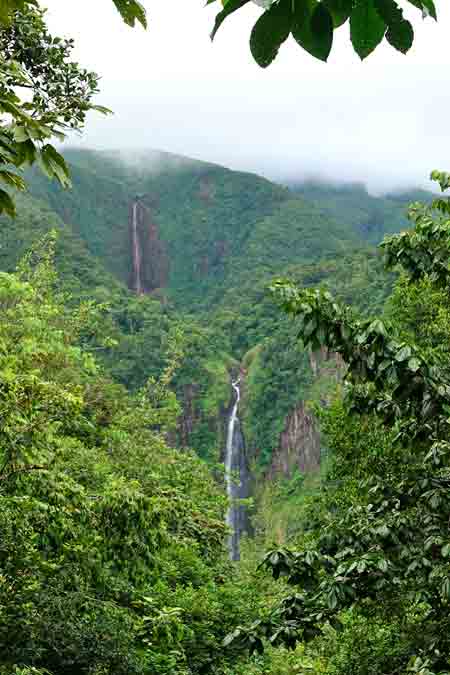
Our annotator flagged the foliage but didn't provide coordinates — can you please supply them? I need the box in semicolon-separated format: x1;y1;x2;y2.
0;0;146;28
18;149;410;471
0;5;108;216
0;0;148;217
224;170;450;673
210;0;437;68
0;239;267;675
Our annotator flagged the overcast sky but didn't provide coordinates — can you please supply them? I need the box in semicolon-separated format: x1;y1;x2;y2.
43;0;450;192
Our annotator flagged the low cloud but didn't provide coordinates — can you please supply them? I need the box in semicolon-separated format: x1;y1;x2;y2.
45;0;450;194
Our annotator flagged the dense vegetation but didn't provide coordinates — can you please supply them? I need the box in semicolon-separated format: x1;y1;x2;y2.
225;172;450;674
210;0;438;67
6;146;450;673
4;121;450;675
0;237;279;675
20;149;414;467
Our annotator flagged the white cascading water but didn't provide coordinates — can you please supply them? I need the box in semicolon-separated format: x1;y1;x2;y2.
225;379;241;561
131;201;143;294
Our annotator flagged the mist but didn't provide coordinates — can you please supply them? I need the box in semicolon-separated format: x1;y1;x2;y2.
43;0;450;194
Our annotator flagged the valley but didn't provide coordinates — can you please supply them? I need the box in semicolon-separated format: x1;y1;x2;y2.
2;0;449;671
1;149;426;540
2;146;448;675
9;148;418;479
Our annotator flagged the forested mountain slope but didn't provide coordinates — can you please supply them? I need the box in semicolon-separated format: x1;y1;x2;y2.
26;149;288;306
24;149;424;310
2;149;440;675
290;179;430;243
8;149;431;472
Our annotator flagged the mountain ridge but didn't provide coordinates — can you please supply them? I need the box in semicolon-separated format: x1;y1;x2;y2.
1;147;433;469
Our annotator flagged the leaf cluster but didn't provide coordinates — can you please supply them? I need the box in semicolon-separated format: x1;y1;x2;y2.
211;0;436;68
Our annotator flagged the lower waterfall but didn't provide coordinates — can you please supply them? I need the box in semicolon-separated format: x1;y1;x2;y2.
225;379;249;561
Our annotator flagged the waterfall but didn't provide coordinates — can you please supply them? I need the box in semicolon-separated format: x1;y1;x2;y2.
131;201;143;294
225;379;249;561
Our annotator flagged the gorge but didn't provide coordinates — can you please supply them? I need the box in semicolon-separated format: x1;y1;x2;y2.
11;149;416;543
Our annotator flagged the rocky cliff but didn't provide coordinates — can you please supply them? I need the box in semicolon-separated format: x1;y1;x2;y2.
128;199;169;293
268;349;344;479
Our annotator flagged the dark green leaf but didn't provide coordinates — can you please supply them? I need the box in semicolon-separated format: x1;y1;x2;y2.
112;0;147;28
250;0;293;67
412;0;437;19
292;0;334;62
0;188;16;217
350;0;386;59
374;0;403;25
386;18;413;52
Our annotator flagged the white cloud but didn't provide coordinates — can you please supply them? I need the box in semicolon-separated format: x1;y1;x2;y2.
43;0;450;192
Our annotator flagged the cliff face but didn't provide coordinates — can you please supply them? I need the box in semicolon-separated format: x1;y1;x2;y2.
176;383;202;448
268;349;344;479
170;360;232;462
272;401;321;476
129;200;169;293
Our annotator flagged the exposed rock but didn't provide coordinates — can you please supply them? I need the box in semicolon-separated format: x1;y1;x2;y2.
269;349;344;479
177;382;202;448
128;200;169;293
272;401;321;476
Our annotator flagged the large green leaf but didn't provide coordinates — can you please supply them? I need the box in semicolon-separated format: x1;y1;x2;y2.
374;0;413;53
250;0;293;68
374;0;402;24
211;0;250;40
292;0;334;62
350;0;386;60
0;169;26;191
386;17;413;52
39;144;71;188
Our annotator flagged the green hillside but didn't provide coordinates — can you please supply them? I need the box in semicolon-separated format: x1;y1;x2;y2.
2;147;444;675
13;149;431;468
25;149;421;311
291;179;430;243
26;149;288;305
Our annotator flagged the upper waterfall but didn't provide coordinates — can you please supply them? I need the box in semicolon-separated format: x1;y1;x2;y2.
131;200;143;294
128;198;169;295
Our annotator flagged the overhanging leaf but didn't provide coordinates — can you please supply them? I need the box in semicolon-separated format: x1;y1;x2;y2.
374;0;414;53
0;170;26;191
386;17;413;53
112;0;147;28
39;144;71;189
292;0;334;62
250;0;292;67
350;0;386;59
0;188;16;217
406;0;436;19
